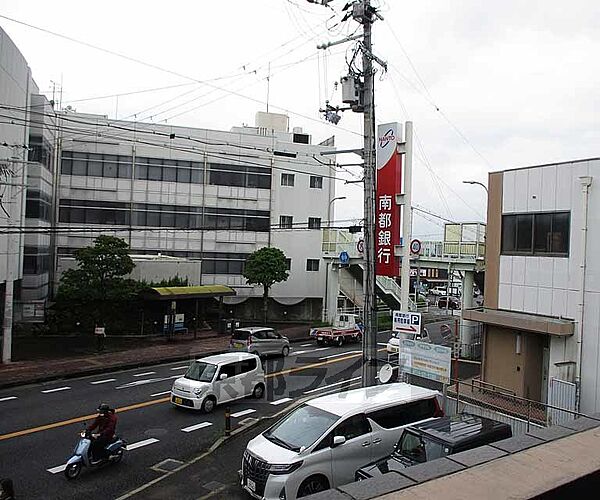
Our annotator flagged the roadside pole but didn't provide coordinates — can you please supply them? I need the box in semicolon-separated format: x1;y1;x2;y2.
361;0;378;387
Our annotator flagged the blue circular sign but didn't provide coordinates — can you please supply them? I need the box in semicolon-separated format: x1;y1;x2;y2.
339;251;350;265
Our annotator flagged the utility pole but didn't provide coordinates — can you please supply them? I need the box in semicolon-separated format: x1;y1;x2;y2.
360;0;378;387
311;0;383;386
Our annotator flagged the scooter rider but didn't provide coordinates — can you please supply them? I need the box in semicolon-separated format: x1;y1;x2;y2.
88;403;118;463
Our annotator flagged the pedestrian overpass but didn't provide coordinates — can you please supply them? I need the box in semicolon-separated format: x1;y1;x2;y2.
321;223;485;344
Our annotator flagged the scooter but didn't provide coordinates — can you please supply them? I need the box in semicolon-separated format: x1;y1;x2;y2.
64;425;126;480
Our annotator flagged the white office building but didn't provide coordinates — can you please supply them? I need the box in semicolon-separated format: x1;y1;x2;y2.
54;110;336;320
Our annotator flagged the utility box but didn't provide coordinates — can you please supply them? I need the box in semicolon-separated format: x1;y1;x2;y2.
341;76;360;105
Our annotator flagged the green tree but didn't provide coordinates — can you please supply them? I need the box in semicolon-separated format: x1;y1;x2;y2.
243;247;289;324
55;236;138;330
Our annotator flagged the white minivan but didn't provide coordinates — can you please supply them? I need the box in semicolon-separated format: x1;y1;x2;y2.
240;383;443;499
171;352;265;413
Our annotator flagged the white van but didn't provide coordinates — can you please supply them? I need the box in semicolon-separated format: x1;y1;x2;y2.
171;352;265;413
240;383;443;499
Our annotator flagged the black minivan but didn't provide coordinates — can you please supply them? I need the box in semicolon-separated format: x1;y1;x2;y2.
355;413;512;480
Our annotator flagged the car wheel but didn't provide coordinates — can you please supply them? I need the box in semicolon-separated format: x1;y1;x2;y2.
281;345;290;357
252;383;265;399
336;337;343;347
201;396;216;413
316;339;324;346
356;333;362;343
297;475;329;498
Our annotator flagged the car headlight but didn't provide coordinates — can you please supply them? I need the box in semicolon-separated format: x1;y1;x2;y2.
193;387;206;396
268;461;303;475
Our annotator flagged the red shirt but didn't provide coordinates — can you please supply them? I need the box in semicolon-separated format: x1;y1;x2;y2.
89;412;117;439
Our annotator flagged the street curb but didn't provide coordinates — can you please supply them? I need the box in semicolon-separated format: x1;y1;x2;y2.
115;381;357;499
0;336;313;390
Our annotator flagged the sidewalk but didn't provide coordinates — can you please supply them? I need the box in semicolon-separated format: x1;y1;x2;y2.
0;325;311;389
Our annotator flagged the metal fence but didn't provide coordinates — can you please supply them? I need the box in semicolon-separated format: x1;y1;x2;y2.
443;378;597;435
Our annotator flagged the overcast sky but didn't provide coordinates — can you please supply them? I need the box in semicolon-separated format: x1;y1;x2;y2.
1;0;598;239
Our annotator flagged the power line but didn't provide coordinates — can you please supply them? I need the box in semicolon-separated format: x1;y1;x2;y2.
0;13;362;138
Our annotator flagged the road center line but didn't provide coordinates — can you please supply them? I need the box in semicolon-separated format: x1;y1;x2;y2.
1;349;375;442
181;422;212;433
299;343;312;347
133;371;156;377
320;350;361;360
170;366;188;371
90;378;116;385
0;396;17;402
41;387;71;394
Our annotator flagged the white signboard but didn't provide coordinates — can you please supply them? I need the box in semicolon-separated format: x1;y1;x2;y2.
398;338;452;384
392;311;421;335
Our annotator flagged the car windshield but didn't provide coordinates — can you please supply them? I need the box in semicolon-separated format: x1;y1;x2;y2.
264;404;338;452
184;362;217;382
232;330;250;340
396;431;446;463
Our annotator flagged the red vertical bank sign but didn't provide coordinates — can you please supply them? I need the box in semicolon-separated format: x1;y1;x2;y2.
376;123;402;276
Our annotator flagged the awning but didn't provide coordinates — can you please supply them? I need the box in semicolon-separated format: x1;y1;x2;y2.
463;307;574;336
143;285;236;301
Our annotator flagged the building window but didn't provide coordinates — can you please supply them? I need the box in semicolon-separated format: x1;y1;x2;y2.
306;259;320;272
308;217;321;229
310;176;323;189
280;215;293;229
502;212;570;256
285;258;292;271
281;173;295;187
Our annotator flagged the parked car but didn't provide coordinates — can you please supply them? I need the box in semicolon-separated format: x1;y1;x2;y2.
437;295;461;310
229;326;290;357
355;413;512;480
386;328;430;355
429;286;447;297
171;352;265;413
240;383;443;500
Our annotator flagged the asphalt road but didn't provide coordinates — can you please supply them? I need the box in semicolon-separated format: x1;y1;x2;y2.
0;335;388;500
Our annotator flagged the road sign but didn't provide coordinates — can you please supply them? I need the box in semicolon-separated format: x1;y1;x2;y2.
392;311;421;334
339;251;350;265
410;239;422;254
398;338;452;384
357;239;364;254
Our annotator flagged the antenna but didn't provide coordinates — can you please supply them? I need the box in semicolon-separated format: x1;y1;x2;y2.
266;62;271;113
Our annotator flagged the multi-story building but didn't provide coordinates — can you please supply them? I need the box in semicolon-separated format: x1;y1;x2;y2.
464;157;600;413
54;110;336;320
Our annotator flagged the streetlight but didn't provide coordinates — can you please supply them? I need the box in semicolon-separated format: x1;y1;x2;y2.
328;196;347;228
323;196;347;322
462;180;488;194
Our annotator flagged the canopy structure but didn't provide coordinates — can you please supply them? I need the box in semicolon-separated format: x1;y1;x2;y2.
143;285;236;301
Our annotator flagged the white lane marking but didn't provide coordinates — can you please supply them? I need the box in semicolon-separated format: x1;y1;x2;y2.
150;391;171;397
47;464;67;474
231;409;256;418
0;396;17;402
292;347;330;356
304;376;361;395
41;386;71;394
116;375;179;389
319;350;361;360
270;398;293;406
170;366;188;371
48;438;160;473
90;378;116;385
126;438;160;451
181;422;213;433
378;342;389;346
133;371;156;377
300;343;312;347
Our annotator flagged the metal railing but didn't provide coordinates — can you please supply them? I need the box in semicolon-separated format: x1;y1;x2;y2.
376;276;417;311
418;240;485;259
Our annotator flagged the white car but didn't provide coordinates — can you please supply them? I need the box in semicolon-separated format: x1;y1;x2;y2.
386;329;430;355
429;286;447;296
170;352;265;413
240;383;443;500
